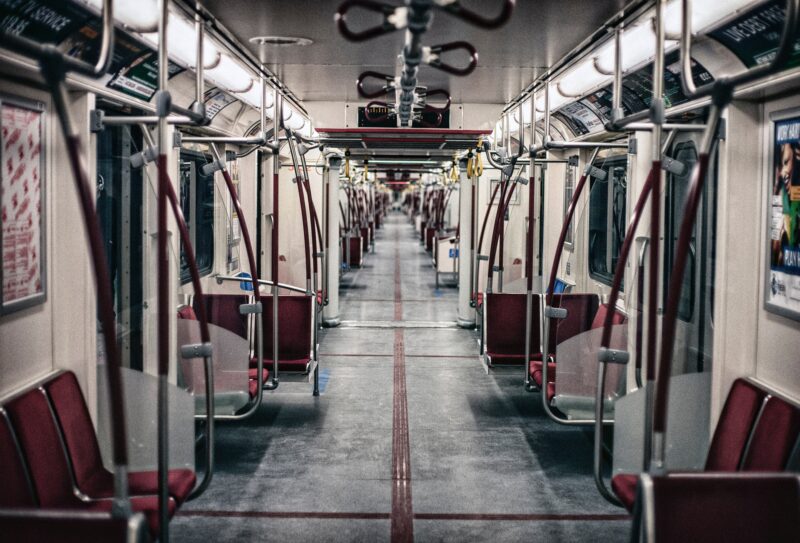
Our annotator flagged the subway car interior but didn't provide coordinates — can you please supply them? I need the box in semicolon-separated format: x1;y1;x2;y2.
1;0;800;541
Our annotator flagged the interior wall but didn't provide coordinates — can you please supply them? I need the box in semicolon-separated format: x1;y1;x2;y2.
0;82;96;414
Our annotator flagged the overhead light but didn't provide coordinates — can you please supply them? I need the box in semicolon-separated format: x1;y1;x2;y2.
594;22;677;75
663;0;759;36
535;86;571;114
140;13;220;68
285;110;306;131
250;36;314;47
233;84;275;110
82;0;159;32
557;57;609;98
206;54;254;93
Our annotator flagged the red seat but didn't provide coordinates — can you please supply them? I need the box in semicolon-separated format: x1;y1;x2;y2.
44;372;196;505
484;293;542;367
612;379;796;513
0;408;37;507
741;395;800;471
252;295;313;373
248;368;270;398
4;386;175;538
529;359;556;387
706;379;768;471
646;474;800;543
194;294;250;339
0;509;150;543
610;474;638;512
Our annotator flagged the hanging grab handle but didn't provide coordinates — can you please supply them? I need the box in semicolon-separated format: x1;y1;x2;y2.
335;0;404;41
424;41;478;76
357;71;396;98
435;0;516;29
423;89;452;113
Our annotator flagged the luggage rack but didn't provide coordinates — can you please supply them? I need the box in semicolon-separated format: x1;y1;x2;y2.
316;128;491;159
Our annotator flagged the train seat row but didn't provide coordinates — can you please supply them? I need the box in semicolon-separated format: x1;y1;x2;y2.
611;378;800;511
0;371;197;538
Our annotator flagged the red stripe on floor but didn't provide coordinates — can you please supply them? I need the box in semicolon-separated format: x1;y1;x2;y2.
413;513;631;521
177;511;390;520
392;231;413;543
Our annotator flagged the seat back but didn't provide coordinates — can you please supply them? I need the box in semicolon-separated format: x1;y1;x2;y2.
177;305;197;321
5;388;76;507
262;295;313;361
590;303;626;330
741;395;800;471
194;294;249;339
549;294;600;350
484;293;541;356
43;372;107;492
0;408;37;507
705;379;768;471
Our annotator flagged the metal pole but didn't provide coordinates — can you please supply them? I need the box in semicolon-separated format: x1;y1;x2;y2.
155;1;170;540
272;89;281;386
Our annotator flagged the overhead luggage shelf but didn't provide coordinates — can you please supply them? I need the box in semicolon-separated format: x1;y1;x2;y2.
316;128;491;159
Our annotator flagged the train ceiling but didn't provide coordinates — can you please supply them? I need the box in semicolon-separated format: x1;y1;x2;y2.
200;0;630;104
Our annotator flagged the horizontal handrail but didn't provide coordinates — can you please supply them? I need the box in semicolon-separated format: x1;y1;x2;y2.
214;274;308;295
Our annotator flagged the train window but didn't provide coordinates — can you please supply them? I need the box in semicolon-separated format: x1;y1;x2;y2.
96;124;144;371
588;155;628;287
179;149;215;283
664;140;717;372
563;158;577;250
664;142;698;321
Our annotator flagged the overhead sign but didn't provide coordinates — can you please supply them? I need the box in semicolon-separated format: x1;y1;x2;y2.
358;105;450;129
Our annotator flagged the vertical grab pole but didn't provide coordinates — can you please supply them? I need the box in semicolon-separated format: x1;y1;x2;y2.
643;0;665;472
524;91;536;390
155;0;170;540
37;0;130;513
272;90;282;387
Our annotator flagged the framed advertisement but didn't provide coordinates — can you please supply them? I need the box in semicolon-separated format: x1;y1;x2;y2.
0;95;46;314
766;109;800;321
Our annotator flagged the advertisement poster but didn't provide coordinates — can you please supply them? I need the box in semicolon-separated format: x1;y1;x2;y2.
1;97;46;313
767;114;800;320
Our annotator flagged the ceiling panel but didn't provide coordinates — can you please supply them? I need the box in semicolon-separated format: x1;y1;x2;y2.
201;0;628;104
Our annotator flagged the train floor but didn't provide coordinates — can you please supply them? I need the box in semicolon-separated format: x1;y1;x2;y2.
172;212;630;542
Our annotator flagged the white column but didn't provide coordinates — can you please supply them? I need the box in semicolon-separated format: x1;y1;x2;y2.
323;156;341;326
457;161;475;328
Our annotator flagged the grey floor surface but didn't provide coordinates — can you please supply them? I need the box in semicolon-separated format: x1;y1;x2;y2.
172;213;630;542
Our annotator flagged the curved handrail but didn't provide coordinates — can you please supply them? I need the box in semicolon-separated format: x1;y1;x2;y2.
486;179;520;292
13;0;133;515
472;181;502;304
425;41;479;76
437;0;516;29
544;148;600;305
140;125;214;499
424;89;452;114
211;144;276;400
593;164;658;506
286;132;313;290
335;0;401;42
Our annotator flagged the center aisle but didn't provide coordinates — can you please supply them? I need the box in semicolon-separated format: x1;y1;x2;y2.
172;212;629;542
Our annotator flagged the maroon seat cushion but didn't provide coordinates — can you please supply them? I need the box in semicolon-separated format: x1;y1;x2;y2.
44;372;195;504
248;368;270;398
251;295;312;372
649;474;800;543
177;305;197;320
611;473;638;512
0;409;36;507
529;359;556;387
484;293;541;360
549;294;600;346
741;395;800;471
195;294;249;339
591;303;626;329
705;379;767;471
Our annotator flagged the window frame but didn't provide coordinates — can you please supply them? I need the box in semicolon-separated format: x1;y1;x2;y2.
587;153;629;288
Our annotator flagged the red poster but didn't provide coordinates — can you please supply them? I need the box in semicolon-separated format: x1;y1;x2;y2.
1;99;45;312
